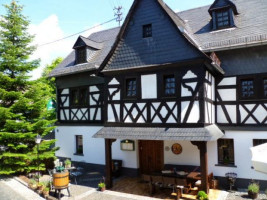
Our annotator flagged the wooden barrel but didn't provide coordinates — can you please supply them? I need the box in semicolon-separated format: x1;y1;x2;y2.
53;170;69;189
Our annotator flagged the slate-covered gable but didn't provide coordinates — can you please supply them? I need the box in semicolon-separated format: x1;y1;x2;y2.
104;0;205;72
73;36;103;50
49;0;267;78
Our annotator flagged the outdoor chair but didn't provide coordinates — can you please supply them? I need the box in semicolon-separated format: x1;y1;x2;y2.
142;174;151;183
47;169;55;191
194;172;213;189
162;176;176;188
69;167;83;185
176;178;191;194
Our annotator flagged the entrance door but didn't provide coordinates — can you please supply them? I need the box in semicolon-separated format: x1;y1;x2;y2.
139;140;164;174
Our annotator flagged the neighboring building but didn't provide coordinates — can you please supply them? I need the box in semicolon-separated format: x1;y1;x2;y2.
49;0;267;191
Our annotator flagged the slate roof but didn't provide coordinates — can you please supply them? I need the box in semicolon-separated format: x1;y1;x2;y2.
73;36;103;50
93;125;224;141
180;0;267;51
49;27;120;77
50;0;267;77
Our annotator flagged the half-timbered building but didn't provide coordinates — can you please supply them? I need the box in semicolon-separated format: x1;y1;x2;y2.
50;0;267;192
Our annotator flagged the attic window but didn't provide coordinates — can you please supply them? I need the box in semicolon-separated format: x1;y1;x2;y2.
143;24;152;38
76;48;87;64
216;9;230;29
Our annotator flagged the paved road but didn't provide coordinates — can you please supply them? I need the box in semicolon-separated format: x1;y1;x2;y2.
0;181;27;200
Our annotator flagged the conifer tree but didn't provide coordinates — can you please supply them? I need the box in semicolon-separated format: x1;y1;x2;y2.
0;1;57;175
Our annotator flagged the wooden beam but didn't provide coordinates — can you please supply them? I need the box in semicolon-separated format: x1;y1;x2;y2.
105;139;113;189
191;141;209;194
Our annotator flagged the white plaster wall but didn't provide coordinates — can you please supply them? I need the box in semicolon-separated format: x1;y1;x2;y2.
217;105;236;123
205;102;212;124
108;104;120;122
141;74;157;99
181;82;197;97
164;141;200;165
61;96;69;107
109;78;119;85
60;110;69;120
112;140;139;168
61;89;69;95
181;101;200;123
218;77;236;86
89;86;99;92
218;89;236;101
55;126;105;164
207;131;267;180
212;76;215;101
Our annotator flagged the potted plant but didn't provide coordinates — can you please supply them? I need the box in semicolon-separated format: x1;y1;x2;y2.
28;179;37;190
197;191;209;200
37;182;45;191
248;183;260;199
64;159;71;168
98;182;106;191
42;187;50;197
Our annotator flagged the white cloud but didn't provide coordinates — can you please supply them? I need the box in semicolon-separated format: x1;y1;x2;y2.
28;14;103;79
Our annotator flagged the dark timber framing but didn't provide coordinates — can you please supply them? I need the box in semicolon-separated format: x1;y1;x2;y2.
104;64;214;127
191;141;209;193
105;139;116;188
216;73;267;127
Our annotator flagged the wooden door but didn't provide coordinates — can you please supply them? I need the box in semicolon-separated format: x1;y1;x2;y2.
139;140;164;174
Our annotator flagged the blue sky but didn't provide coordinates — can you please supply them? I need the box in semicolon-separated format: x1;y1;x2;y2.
0;0;214;78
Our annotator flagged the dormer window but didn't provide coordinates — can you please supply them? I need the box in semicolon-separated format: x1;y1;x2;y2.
73;35;103;65
209;0;238;31
76;48;87;64
216;9;230;29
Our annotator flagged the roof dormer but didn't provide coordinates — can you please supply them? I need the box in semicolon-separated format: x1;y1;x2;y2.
209;0;238;30
73;36;103;65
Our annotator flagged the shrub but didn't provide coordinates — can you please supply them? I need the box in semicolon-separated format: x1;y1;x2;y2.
197;191;209;200
248;183;260;193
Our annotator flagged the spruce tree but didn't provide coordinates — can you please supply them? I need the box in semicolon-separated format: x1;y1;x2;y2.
0;1;57;175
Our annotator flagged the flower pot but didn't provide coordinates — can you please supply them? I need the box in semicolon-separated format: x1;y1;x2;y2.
65;164;71;168
29;184;37;190
101;187;106;192
43;190;49;197
248;191;258;199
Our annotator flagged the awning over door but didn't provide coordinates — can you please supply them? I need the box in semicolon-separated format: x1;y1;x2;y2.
93;124;224;141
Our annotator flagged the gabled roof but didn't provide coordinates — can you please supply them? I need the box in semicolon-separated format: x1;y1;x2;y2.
50;0;267;78
179;0;267;51
208;0;238;15
73;36;103;50
100;0;214;72
49;27;119;78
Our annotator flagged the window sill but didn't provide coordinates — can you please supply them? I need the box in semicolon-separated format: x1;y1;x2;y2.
73;153;84;156
215;164;237;168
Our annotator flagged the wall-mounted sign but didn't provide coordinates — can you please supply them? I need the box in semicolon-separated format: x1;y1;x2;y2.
120;140;135;151
171;143;182;155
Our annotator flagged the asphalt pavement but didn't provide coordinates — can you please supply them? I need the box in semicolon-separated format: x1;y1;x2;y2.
0;181;28;200
0;176;44;200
